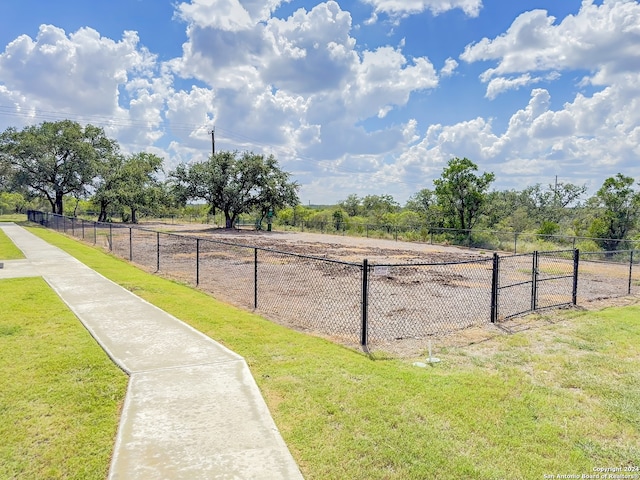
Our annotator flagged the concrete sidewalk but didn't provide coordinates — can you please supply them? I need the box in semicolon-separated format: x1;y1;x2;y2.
0;223;304;479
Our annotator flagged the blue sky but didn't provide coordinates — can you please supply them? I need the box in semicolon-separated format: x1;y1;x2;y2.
1;0;638;204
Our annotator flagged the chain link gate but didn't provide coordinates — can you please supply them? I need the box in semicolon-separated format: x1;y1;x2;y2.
493;250;578;321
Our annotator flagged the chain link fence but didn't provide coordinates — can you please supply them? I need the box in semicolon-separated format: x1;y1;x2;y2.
577;250;639;302
28;211;639;350
366;259;493;343
276;220;640;253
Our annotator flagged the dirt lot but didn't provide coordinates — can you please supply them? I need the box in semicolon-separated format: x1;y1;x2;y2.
96;222;639;357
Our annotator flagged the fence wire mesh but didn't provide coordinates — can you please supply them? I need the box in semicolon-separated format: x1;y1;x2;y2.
367;259;493;344
156;233;198;285
496;254;537;320
196;238;256;310
130;228;159;271
110;224;130;260
256;250;362;342
536;250;575;311
27;211;640;350
578;250;639;302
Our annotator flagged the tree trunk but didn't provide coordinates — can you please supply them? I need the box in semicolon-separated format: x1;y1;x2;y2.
98;201;107;222
55;191;64;215
131;208;138;224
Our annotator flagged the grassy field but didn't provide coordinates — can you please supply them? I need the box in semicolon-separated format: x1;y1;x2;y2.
8;225;640;479
0;277;128;479
0;227;24;259
0;213;28;223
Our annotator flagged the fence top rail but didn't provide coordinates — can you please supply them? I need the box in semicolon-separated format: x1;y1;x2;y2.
580;249;637;255
498;252;536;259
537;249;576;255
255;246;362;267
374;257;493;268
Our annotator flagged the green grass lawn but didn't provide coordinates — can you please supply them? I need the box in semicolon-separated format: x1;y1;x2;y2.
0;277;128;479
0;213;27;223
0;227;24;259
17;226;640;479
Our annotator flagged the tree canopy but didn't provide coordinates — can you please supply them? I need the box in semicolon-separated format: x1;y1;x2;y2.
433;157;495;231
170;151;299;228
588;173;640;250
0;120;117;214
93;152;164;223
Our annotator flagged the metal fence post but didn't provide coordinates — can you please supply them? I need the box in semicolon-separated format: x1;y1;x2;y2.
109;224;113;251
81;219;85;239
628;250;634;295
254;248;258;309
572;249;580;305
129;227;133;261
514;233;518;254
491;253;499;323
156;231;160;271
93;222;97;244
531;251;539;311
196;239;200;286
361;259;369;346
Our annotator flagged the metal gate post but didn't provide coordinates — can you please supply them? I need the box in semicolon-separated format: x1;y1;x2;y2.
628;250;634;295
196;239;200;286
491;253;499;323
254;248;258;309
156;231;160;271
572;249;580;305
361;259;369;346
531;251;539;311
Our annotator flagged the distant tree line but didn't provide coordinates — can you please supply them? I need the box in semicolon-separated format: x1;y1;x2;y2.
1;120;639;251
278;158;640;252
0;120;299;225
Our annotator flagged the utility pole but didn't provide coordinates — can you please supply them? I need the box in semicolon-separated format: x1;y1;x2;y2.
208;127;215;156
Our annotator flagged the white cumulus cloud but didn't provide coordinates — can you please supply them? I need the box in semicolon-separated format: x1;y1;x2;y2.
362;0;483;18
461;0;640;96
